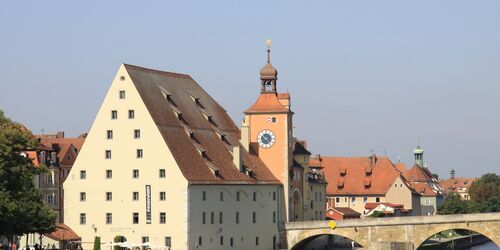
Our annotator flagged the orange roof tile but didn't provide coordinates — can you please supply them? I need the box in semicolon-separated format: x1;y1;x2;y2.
245;93;289;113
404;164;433;182
413;182;438;196
277;93;290;99
45;223;80;241
322;156;400;195
439;177;477;192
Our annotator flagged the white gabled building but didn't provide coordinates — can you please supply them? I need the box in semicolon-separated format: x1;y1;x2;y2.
64;64;285;250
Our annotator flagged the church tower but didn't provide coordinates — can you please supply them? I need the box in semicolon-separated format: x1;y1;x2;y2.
414;144;424;167
241;40;295;221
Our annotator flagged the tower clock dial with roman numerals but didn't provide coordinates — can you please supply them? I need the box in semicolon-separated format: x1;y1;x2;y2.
257;129;276;148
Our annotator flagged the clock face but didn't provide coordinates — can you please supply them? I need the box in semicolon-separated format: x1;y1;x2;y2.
257;130;276;148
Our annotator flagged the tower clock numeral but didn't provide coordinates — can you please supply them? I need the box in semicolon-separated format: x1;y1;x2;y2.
257;130;276;148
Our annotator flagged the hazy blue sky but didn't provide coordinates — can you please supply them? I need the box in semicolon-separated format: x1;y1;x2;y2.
1;1;499;178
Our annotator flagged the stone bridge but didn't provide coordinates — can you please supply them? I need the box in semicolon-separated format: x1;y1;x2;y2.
285;212;500;249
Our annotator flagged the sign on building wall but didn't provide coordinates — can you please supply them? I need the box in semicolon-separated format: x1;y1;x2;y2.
146;185;151;224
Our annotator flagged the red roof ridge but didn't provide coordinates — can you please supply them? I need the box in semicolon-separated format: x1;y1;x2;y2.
245;93;289;113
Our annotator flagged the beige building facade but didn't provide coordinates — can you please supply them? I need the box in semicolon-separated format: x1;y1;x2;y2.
64;45;323;250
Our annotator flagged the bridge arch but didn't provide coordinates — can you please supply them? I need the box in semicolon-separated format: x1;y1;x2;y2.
290;232;363;250
287;227;369;249
413;224;500;248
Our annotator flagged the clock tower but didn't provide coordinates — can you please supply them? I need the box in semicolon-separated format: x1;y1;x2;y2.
241;40;294;221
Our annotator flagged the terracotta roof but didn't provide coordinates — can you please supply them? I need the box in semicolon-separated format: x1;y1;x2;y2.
404;164;433;182
365;202;404;210
25;151;40;166
277;93;290;99
45;223;80;241
329;207;361;216
124;64;280;185
394;163;407;173
439;177;477;192
309;156;323;168
245;93;289;113
413;182;438;196
37;136;86;153
322;156;401;195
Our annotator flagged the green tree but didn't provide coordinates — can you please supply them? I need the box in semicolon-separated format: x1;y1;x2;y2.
0;110;56;240
438;192;480;215
468;173;500;212
93;236;101;250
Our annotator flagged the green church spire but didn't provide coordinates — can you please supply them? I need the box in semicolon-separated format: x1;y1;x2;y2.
413;144;424;167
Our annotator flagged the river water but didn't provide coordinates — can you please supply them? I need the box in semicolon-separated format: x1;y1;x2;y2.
466;241;499;250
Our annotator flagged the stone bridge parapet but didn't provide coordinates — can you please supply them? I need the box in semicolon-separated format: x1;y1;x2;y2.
285;212;500;249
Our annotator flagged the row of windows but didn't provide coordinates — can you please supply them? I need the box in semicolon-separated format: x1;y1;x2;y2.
104;149;143;159
106;129;141;139
80;169;166;179
79;191;167;201
201;211;276;225
197;235;275;248
333;196;381;204
202;191;277;202
80;212;167;225
111;110;135;119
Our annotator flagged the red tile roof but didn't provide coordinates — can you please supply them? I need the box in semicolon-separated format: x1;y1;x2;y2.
413;182;438;196
403;164;433;182
124;64;280;185
245;93;289;113
45;223;80;241
328;207;361;216
439;177;477;193
322;156;401;195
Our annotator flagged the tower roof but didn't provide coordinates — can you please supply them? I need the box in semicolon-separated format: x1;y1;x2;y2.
413;145;424;154
260;39;278;81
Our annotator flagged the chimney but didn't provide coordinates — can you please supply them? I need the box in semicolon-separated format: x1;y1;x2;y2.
57;131;65;138
370;154;377;166
240;118;250;152
233;146;243;172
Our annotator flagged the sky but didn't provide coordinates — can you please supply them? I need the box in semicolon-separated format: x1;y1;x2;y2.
1;1;499;179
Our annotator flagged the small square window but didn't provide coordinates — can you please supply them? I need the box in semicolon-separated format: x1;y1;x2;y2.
105;150;112;159
272;191;276;201
255;237;259;246
80;213;86;225
137;149;143;158
80;170;86;179
273;211;276;223
132;212;139;224
133;192;139;201
220;191;224;201
106;170;112;179
159;169;166;178
271;117;277;123
165;237;171;248
159;192;166;201
236;191;240;201
129;110;135;119
120;76;126;81
133;169;139;179
219;211;223;224
134;129;141;139
106;192;112;201
252;211;256;223
376;197;381;203
235;212;239;224
119;91;126;99
210;212;214;224
202;191;206;201
106;130;113;139
253;192;257;201
202;212;206;224
106;213;112;224
80;192;86;201
111;110;118;119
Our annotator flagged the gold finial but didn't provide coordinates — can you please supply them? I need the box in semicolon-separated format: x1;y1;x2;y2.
266;39;272;63
266;39;272;49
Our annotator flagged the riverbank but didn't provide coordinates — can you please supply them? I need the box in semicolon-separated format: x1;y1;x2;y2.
419;234;492;250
